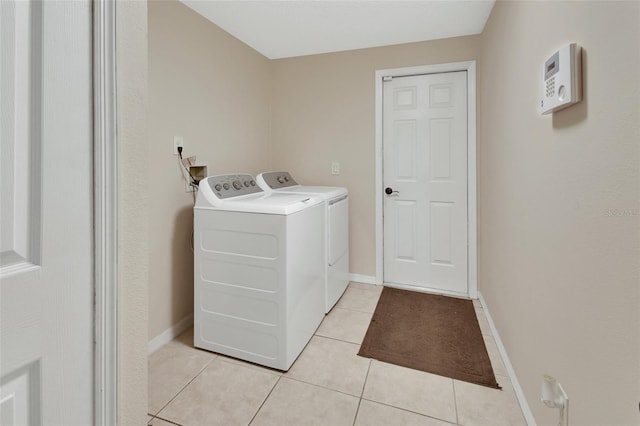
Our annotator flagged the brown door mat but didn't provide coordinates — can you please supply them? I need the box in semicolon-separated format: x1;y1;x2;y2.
358;287;500;389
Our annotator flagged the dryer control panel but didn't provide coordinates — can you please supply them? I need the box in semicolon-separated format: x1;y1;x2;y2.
259;171;299;189
204;174;262;199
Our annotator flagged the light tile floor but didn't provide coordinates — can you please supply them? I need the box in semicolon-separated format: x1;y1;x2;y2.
148;283;527;426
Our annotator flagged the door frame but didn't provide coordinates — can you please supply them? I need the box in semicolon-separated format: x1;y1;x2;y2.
374;61;477;298
93;0;118;424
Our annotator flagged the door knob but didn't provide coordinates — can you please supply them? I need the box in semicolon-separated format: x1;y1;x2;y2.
385;187;399;195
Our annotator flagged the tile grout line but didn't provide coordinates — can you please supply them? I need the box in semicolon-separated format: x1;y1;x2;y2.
325;307;375;317
282;375;365;400
347;283;384;293
215;356;284;377
314;332;367;346
352;359;373;426
150;414;183;426
359;396;459;426
359;359;373;399
352;398;363;426
311;333;365;347
452;379;460;425
247;375;282;425
151;357;216;418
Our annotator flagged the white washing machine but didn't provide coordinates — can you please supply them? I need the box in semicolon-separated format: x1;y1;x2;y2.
256;171;349;313
194;174;325;371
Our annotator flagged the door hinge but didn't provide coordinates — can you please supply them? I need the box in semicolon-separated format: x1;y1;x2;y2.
383;76;393;82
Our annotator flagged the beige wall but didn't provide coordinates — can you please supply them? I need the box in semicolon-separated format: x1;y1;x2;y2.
479;1;640;424
271;36;481;276
147;0;272;340
117;1;149;424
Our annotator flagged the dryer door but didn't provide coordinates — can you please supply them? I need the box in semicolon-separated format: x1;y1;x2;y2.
328;196;349;266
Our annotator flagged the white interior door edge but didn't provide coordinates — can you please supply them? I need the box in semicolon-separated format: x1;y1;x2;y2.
93;1;118;424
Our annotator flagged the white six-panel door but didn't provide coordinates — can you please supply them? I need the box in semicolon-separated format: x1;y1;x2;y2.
383;71;468;295
0;1;93;424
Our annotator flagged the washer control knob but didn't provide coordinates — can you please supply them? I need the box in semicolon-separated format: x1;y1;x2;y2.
232;180;242;190
250;180;256;186
277;175;285;184
223;183;230;190
243;180;250;187
214;184;222;191
284;176;290;182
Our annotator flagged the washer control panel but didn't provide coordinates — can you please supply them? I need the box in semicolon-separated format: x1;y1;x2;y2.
207;174;261;199
260;171;298;189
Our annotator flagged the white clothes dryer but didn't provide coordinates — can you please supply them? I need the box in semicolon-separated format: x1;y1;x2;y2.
194;174;325;371
256;171;349;313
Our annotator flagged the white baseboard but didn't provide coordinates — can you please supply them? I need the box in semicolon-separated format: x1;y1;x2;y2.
148;313;194;354
349;273;377;285
478;292;536;426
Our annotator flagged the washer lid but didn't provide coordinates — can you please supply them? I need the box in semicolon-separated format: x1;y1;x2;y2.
216;192;323;214
256;171;348;200
269;185;348;200
196;175;323;214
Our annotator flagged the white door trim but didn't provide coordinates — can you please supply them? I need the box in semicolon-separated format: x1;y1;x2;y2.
93;1;118;424
374;61;477;298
